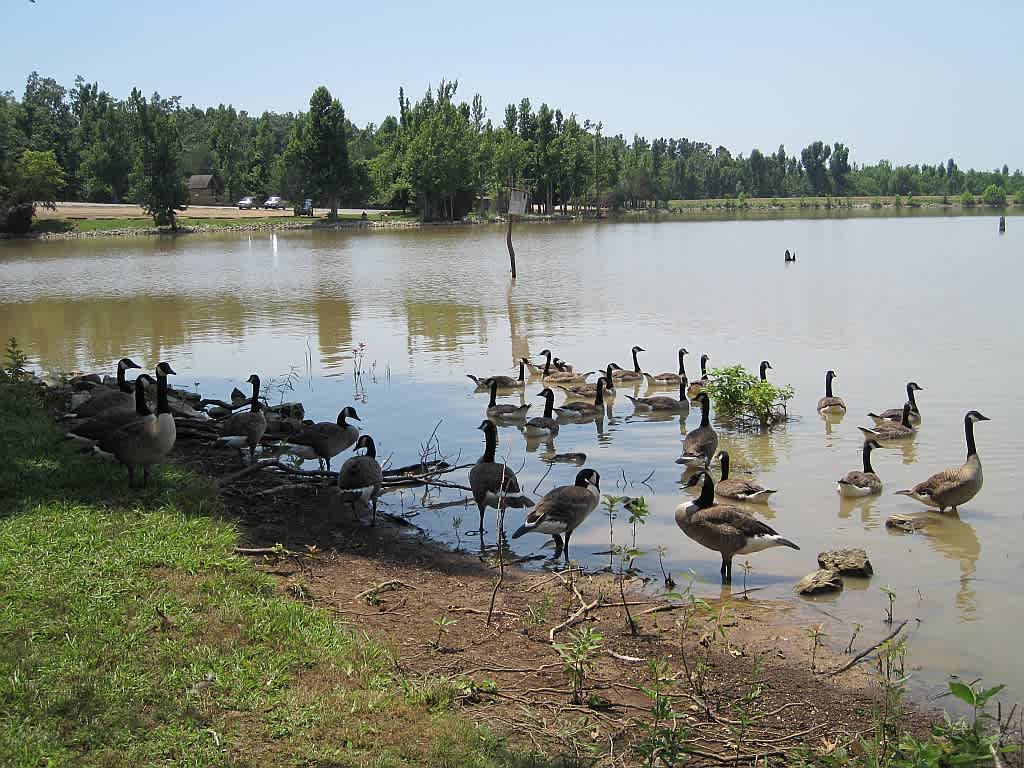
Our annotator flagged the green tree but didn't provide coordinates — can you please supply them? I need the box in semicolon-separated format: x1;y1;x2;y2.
829;142;851;195
210;104;245;201
296;86;351;218
981;184;1007;206
79;102;133;202
960;189;976;207
128;90;188;229
800;140;832;195
2;149;65;233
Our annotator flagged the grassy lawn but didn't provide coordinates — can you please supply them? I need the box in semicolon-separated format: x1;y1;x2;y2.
0;379;560;768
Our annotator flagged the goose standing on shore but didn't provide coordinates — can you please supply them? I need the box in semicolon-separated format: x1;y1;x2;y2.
337;434;383;525
524;388;560;437
858;403;916;441
817;370;846;415
486;379;531;420
675;472;799;584
68;358;142;417
644;348;688;386
896;410;989;513
676;392;718;468
216;374;268;464
870;382;924;426
283;406;360;472
512;468;601;563
96;362;177;487
686;354;711;399
627;375;690;412
837;440;884;497
711;450;776;503
612;346;645;381
68;373;154;447
469;420;534;540
467;360;527;390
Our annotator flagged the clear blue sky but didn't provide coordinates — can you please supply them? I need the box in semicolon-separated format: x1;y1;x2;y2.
2;0;1020;170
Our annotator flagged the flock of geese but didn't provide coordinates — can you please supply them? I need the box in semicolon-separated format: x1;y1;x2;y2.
61;346;989;584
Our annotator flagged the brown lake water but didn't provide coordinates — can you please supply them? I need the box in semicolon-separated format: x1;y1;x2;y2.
1;215;1020;700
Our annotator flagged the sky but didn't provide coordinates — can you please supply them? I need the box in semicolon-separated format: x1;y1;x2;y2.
2;0;1020;171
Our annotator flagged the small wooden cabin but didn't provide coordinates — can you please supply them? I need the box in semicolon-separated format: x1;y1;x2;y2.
187;174;224;205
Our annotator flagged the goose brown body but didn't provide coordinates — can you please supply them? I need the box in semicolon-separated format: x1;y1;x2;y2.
469;420;534;539
611;346;645;381
69;374;153;444
627;376;690;412
837;440;883;497
644;348;688;386
858;403;915;441
70;358;142;417
817;370;846;414
870;382;924;426
896;411;988;512
337;435;384;525
285;406;360;471
676;392;718;468
486;379;531;420
714;451;776;503
511;469;600;562
217;374;268;464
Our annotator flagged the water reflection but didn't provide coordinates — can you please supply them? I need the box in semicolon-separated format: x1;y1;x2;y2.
919;514;981;621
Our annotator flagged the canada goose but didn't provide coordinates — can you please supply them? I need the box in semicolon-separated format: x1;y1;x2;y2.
95;362;177;487
469;420;534;538
511;468;601;562
337;434;384;525
522;357;546;377
627;375;690;412
644;348;688;386
557;364;616;402
68;357;142;417
216;374;268;464
675;472;799;584
686;354;711;399
784;249;796;263
486;379;531;420
870;382;924;426
611;346;645;381
538;349;591;384
837;440;884;497
467;360;527;390
759;360;772;381
858;403;916;441
896;410;989;513
676;392;718;468
230;386;247;405
283;406;360;472
524;388;560;437
713;450;776;503
553;358;575;373
68;373;154;446
817;370;846;414
555;376;608;419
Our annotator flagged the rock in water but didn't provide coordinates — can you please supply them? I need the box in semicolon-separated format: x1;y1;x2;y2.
817;548;873;577
885;515;927;533
794;569;843;595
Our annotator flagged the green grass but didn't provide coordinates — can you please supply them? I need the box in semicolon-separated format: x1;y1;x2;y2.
667;194;1024;211
0;379;563;768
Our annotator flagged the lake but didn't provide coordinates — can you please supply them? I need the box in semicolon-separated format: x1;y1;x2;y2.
1;213;1020;700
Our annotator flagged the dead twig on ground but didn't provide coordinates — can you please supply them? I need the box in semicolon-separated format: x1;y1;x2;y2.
549;597;600;642
356;579;416;602
825;619;909;676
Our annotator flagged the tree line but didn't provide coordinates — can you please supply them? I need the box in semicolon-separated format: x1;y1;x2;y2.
1;71;1021;230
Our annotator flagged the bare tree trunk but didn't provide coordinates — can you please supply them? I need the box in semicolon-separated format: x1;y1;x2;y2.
506;215;517;280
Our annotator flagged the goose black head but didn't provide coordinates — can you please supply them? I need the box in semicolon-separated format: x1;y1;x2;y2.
574;468;600;490
679;347;689;356
701;354;710;364
156;362;176;376
610;362;624;371
966;410;990;423
135;373;156;388
246;373;260;386
341;406;360;421
539;349;552;357
908;382;924;391
865;439;883;451
477;419;496;432
761;360;772;371
632;345;645;353
355;434;375;451
535;388;554;399
826;369;837;380
118;357;142;370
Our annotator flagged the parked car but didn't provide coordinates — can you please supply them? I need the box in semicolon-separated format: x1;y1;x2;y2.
263;196;285;210
237;196;259;210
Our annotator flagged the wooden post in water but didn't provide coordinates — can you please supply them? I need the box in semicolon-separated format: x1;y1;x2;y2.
506;213;517;279
999;216;1006;233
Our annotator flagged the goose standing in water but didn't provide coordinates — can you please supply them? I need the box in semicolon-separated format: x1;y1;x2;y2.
612;346;645;382
467;360;527;390
675;472;799;584
512;468;601;563
644;348;688;386
627;375;690;412
858;403;916;441
557;364;616;402
337;434;383;525
837;440;884;497
816;370;846;415
216;374;268;464
710;450;776;503
486;379;531;420
524;388;560;437
283;406;360;472
686;354;711;399
67;358;143;417
469;420;534;540
555;376;608;419
676;392;718;468
96;362;177;487
870;382;924;426
896;410;989;513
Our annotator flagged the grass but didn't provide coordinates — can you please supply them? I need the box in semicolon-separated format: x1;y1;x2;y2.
667;194;1024;211
0;379;563;768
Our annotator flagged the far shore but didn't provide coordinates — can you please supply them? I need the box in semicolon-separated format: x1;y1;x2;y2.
5;195;1019;242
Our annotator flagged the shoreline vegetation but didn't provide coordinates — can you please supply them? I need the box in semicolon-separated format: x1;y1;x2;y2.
5;193;1021;242
2;358;1022;766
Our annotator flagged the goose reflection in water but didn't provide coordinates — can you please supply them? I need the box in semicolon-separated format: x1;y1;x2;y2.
922;514;981;621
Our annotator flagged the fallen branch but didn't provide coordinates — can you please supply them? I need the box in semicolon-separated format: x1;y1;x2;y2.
549;597;600;642
607;650;646;663
825;619;909;676
356;579;415;602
